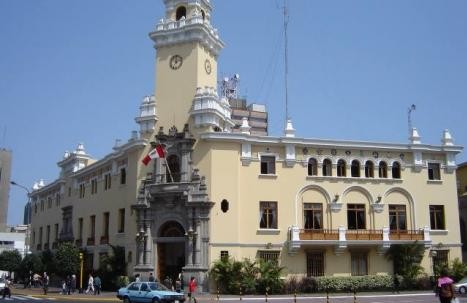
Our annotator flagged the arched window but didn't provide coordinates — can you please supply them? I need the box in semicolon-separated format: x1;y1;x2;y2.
351;160;360;177
379;161;388;178
337;159;346;177
323;159;332;176
176;6;187;20
392;162;401;179
166;155;181;182
308;158;318;176
365;161;374;178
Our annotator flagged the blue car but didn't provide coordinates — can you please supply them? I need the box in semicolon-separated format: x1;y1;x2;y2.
117;282;185;303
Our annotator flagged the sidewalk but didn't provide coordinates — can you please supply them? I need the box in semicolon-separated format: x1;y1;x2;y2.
12;286;119;301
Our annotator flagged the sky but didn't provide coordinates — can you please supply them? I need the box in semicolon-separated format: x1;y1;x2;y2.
1;0;466;226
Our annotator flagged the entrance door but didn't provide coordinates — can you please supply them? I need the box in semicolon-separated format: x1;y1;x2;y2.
157;221;186;282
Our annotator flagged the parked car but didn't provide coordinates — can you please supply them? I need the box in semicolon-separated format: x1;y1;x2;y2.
117;281;185;303
455;277;467;294
0;278;5;295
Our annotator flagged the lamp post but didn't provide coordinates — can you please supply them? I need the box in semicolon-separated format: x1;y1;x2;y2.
79;252;84;293
10;181;31;254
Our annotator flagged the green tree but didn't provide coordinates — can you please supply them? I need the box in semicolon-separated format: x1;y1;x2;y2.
209;257;243;294
40;249;56;275
0;250;22;276
256;259;284;294
96;245;128;290
18;253;43;282
55;242;80;278
240;258;258;294
385;243;425;288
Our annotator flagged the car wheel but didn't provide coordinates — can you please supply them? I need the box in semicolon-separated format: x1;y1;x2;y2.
460;286;466;294
152;298;160;303
123;296;131;303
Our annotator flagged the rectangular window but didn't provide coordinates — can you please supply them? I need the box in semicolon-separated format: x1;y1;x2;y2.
120;168;126;185
39;227;43;244
260;156;276;175
55;194;60;207
104;173;112;190
91;179;98;194
389;205;407;232
220;251;229;261
118;208;125;233
351;252;368;276
78;218;83;240
347;204;366;230
54;223;59;240
306;251;325;277
428;163;441;180
259;201;278;229
432;250;449;271
68;187;71;197
79;184;85;198
103;212;110;237
430;205;445;230
46;225;50;244
47;197;52;209
90;215;96;238
304;203;323;230
32;230;36;245
258;250;280;264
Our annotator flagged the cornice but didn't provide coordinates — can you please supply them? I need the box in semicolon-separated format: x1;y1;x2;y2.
200;132;463;155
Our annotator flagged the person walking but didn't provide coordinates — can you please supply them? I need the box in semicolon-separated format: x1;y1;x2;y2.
71;274;76;293
2;277;11;299
85;274;94;294
94;275;101;295
148;273;155;282
436;268;456;303
188;276;197;303
42;272;49;295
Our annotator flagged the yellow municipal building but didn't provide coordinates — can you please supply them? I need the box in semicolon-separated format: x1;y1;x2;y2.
29;0;463;291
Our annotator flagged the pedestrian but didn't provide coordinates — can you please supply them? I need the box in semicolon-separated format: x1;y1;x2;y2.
66;275;72;295
188;276;197;303
94;275;101;295
2;277;11;299
148;273;155;282
71;274;76;293
163;276;172;290
85;273;94;294
436;268;456;303
135;273;141;282
42;272;49;295
61;279;67;294
175;277;181;293
392;274;400;294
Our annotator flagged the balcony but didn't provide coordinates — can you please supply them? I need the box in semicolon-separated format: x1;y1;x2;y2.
288;226;431;255
389;230;424;241
87;237;95;246
100;236;109;245
75;239;83;247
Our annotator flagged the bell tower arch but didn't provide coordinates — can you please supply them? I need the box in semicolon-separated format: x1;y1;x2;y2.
150;0;225;133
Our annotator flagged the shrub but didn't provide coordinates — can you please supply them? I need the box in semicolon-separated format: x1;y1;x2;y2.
283;276;300;294
299;276;317;293
116;276;129;288
316;275;393;292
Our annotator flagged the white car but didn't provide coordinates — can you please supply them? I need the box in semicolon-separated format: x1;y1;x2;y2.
454;277;467;294
0;278;5;295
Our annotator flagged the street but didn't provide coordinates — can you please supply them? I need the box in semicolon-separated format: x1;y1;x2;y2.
3;293;467;303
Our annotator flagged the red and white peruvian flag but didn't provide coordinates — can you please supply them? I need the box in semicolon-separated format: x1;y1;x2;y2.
142;144;166;166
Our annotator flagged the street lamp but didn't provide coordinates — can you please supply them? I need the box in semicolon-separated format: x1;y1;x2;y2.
10;181;31;225
10;181;32;255
79;252;84;293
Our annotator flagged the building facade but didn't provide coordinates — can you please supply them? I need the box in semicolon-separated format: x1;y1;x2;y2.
456;162;467;261
30;0;463;291
0;148;12;232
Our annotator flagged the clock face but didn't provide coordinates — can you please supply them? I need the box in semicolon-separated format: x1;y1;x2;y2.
204;59;212;74
169;55;183;70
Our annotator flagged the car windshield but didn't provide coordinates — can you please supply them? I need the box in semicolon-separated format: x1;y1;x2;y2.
148;282;169;291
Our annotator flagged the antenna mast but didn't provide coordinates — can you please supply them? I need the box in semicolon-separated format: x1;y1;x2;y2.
283;0;289;121
408;104;416;135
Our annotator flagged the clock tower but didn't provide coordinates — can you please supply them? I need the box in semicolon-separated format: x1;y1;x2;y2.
150;0;233;134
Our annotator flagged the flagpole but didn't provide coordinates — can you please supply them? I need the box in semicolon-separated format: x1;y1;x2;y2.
164;158;174;183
